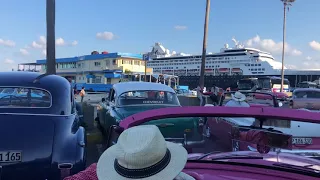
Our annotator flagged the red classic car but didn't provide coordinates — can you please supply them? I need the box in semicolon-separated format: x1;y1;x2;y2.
106;106;320;179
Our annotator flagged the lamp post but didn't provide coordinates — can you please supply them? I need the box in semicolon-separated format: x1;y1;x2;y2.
280;0;295;92
46;0;56;74
199;0;211;88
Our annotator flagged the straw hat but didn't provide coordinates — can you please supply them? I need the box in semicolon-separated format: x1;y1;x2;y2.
97;125;188;180
231;92;246;102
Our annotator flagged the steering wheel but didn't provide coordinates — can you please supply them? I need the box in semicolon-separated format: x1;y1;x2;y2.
0;95;23;104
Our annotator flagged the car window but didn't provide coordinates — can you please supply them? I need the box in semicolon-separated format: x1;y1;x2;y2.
294;91;320;99
117;90;179;106
0;87;51;108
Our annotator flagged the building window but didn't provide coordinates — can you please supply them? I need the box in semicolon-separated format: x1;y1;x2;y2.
94;62;101;66
92;76;102;83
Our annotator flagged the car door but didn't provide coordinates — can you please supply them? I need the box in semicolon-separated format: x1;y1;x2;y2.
103;88;117;134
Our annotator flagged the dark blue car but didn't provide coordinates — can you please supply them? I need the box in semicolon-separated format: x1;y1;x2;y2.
0;72;86;179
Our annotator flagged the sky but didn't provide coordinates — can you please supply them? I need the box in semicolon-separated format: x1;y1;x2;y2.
0;0;320;71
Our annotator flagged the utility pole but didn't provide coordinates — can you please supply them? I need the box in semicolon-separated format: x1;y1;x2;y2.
199;0;211;88
280;0;295;92
46;0;56;74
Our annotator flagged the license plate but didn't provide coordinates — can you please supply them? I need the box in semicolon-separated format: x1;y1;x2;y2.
292;138;313;145
0;151;22;162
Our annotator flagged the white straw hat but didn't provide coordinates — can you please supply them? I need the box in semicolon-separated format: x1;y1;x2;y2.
97;125;188;180
231;92;246;102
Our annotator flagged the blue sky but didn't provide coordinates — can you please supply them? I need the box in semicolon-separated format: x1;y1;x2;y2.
0;0;320;71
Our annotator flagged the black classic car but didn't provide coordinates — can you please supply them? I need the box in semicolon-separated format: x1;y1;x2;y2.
0;72;86;179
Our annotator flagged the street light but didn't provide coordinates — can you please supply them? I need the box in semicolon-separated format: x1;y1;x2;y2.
199;0;211;88
280;0;295;92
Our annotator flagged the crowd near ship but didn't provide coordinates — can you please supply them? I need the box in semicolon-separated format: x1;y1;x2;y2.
143;39;320;89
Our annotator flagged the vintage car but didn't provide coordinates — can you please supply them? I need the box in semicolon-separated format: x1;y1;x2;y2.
217;91;283;107
205;92;320;158
107;106;320;179
98;81;203;146
290;88;320;110
0;72;86;179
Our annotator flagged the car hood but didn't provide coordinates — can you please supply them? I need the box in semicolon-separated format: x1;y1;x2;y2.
115;105;180;119
188;151;320;170
0;114;55;179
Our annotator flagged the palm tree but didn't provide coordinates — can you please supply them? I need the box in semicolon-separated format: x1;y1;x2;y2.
280;0;295;92
46;0;56;74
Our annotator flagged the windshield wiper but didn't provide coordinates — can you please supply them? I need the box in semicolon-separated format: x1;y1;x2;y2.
211;155;263;161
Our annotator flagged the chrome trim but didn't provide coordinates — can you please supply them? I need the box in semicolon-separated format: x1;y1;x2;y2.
0;112;76;117
58;163;73;169
248;146;320;157
0;86;53;108
78;141;85;147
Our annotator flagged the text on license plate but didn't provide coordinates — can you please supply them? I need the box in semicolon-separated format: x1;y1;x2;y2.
292;138;313;145
0;151;22;162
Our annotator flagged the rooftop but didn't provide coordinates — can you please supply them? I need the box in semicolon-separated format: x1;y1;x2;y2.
36;52;143;65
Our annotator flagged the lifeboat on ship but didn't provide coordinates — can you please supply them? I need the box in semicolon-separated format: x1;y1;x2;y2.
218;68;229;73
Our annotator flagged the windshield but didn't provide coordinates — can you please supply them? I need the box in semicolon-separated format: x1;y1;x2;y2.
238;80;254;90
221;92;276;107
117;90;180;106
109;114;320;172
294;91;320;99
0;87;51;107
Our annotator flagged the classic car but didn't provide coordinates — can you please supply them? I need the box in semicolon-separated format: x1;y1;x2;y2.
204;92;320;158
0;72;86;179
98;81;204;146
290;88;320;110
217;91;283;107
107;106;320;179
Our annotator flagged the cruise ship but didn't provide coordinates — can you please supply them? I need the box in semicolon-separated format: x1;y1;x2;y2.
144;39;320;89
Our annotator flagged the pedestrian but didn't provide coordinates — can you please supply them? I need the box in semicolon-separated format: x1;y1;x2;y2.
196;85;205;106
79;87;86;103
209;84;219;105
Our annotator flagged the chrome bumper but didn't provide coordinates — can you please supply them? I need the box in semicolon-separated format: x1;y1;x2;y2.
248;146;320;159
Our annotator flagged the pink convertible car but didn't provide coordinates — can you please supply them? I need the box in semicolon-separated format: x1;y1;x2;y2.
106;106;320;179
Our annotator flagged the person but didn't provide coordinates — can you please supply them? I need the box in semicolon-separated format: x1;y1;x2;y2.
196;85;205;106
225;91;250;107
210;84;219;105
79;87;86;103
97;98;107;111
73;84;77;95
64;125;195;180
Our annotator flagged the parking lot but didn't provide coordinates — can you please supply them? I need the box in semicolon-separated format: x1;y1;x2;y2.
83;93;291;167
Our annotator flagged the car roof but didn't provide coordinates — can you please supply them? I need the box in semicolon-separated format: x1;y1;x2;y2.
294;88;320;92
113;82;175;95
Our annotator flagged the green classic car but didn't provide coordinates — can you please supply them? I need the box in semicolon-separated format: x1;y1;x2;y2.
98;81;204;147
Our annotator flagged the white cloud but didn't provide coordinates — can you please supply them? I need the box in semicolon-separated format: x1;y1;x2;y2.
29;36;77;56
96;31;115;40
0;39;16;47
42;49;46;56
245;35;302;56
19;48;29;56
56;37;65;46
309;41;320;51
302;61;320;69
174;25;187;30
71;40;78;46
306;56;312;60
4;58;14;64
